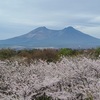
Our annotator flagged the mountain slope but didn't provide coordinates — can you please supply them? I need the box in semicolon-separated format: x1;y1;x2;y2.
0;26;100;49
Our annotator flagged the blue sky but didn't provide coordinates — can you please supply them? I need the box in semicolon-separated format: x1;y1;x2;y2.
0;0;100;39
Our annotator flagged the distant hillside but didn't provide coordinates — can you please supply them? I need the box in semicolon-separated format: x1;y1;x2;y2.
0;26;100;49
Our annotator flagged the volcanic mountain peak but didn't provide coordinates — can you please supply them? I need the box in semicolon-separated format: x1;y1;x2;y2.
0;26;100;49
33;26;48;31
63;26;75;30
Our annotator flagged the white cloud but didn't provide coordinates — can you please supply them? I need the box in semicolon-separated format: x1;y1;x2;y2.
76;26;100;39
90;16;100;23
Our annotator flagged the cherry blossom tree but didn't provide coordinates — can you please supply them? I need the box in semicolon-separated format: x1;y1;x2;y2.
0;56;100;100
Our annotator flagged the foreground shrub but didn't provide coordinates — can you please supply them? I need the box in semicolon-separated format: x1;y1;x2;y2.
58;48;78;56
94;47;100;58
34;93;52;100
17;49;59;62
0;48;16;60
0;48;100;62
41;49;59;62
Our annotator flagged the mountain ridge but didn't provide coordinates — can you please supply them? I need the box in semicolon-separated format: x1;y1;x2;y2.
0;26;100;49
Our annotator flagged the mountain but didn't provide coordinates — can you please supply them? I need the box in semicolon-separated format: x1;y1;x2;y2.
0;26;100;49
